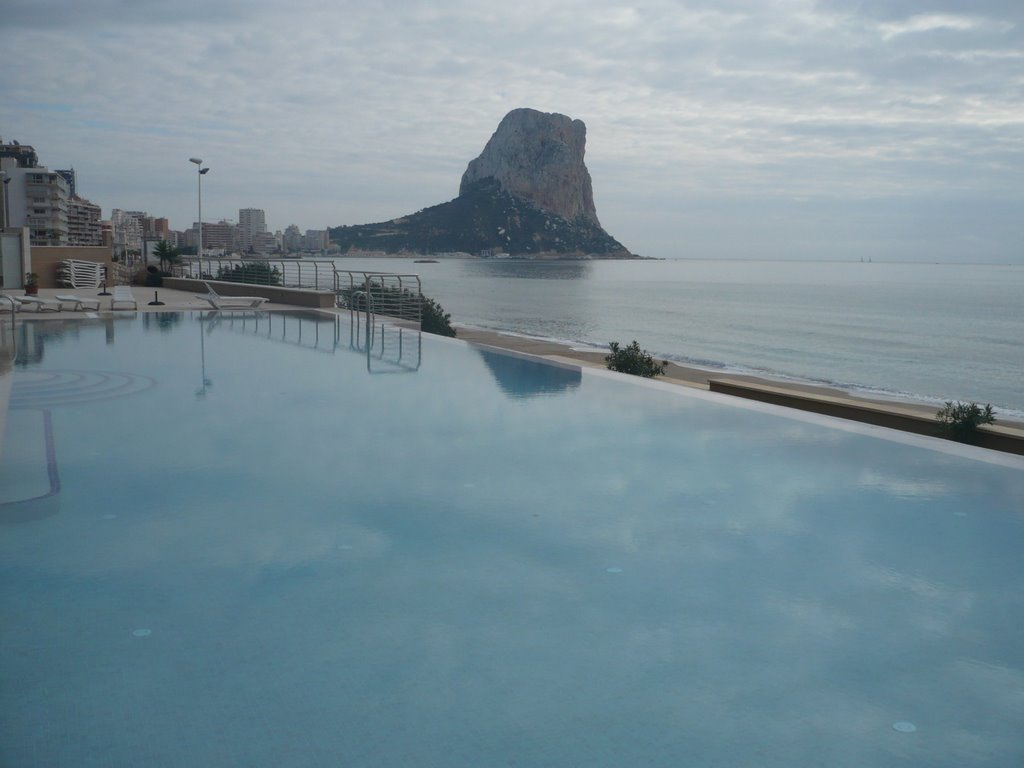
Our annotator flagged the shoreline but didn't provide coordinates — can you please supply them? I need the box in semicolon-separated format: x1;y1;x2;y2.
453;325;1024;448
5;286;1020;452
454;324;1020;416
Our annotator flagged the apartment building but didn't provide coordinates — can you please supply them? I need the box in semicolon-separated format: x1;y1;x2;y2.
304;229;329;251
200;220;236;252
283;224;302;252
152;217;170;241
67;195;103;246
21;169;69;245
111;209;144;254
1;164;69;246
238;208;267;252
1;139;70;246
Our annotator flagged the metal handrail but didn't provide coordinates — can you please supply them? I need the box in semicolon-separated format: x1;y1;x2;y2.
0;294;16;362
341;281;421;373
349;289;376;350
178;257;338;291
1;294;16;329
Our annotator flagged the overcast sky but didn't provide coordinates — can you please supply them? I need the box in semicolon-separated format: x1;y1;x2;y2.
2;0;1021;261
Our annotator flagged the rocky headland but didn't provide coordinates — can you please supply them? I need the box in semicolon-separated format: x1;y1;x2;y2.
330;108;634;258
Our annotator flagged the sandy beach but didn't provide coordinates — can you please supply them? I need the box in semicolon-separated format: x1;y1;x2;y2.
455;327;1020;420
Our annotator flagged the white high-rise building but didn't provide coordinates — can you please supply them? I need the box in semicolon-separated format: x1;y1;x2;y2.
111;209;145;255
238;208;266;252
1;149;70;246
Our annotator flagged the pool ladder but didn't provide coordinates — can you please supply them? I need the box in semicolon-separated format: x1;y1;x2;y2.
348;289;421;374
0;294;15;324
0;294;16;361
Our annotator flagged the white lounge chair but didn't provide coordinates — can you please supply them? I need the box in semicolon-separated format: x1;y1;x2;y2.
56;294;101;311
14;295;62;312
111;285;137;310
196;281;268;309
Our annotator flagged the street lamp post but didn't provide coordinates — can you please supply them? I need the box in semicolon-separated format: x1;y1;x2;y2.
189;158;209;260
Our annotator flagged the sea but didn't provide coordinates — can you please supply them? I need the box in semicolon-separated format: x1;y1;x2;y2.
330;256;1024;419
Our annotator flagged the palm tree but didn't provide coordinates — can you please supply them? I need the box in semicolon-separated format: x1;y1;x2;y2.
153;240;181;272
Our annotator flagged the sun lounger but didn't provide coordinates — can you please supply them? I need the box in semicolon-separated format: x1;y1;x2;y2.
111;285;137;310
14;295;62;312
56;294;101;311
196;281;268;309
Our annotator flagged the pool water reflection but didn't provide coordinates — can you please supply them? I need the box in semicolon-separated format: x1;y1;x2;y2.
1;311;1022;767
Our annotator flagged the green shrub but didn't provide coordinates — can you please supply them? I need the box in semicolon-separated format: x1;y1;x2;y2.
217;262;282;285
936;401;995;443
605;340;667;378
421;295;456;337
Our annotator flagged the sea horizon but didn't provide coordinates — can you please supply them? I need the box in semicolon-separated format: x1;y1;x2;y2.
333;251;1024;267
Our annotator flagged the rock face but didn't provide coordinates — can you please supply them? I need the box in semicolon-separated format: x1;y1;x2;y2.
330;108;632;258
460;108;600;227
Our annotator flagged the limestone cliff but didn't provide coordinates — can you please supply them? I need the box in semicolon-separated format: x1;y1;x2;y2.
330;108;632;258
460;108;600;227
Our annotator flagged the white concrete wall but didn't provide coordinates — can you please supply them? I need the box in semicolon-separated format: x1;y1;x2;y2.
0;228;29;288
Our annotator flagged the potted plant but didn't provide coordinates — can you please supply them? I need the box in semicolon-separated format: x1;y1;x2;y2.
24;272;40;295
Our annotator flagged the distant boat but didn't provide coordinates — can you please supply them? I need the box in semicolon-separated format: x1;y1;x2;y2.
414;259;439;263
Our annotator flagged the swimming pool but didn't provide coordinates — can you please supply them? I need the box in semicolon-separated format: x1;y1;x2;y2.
2;311;1023;767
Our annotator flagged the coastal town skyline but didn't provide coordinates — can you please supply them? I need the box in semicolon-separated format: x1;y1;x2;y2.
2;0;1021;262
0;138;332;256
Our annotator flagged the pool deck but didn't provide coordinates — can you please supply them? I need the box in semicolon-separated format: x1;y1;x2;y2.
4;285;1022;452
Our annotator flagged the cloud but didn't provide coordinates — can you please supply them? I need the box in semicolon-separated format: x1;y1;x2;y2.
879;13;998;39
0;0;1020;260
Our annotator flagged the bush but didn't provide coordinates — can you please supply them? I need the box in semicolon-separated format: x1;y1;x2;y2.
217;262;282;285
605;340;667;378
421;295;456;337
936;401;995;443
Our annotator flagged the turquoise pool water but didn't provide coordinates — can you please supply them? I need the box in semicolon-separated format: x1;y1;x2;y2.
2;311;1023;767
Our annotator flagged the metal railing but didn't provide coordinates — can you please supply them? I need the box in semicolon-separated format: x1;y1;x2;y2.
177;257;338;291
334;270;422;323
178;259;423;314
176;258;424;373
